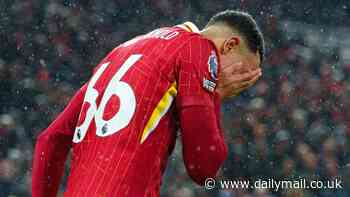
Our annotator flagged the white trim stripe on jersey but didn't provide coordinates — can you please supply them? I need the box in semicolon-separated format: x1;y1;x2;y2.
175;21;200;33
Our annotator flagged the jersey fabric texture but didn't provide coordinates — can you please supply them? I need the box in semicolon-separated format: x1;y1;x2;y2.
32;22;228;197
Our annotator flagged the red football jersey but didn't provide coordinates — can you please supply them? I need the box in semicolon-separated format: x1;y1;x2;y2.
32;22;228;197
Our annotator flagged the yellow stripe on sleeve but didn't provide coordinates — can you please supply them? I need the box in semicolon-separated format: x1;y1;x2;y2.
140;82;177;143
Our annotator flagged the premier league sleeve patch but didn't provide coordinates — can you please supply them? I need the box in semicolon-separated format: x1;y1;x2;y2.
208;50;218;81
203;78;216;92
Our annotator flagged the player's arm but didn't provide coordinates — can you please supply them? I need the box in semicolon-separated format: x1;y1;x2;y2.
176;36;228;185
32;84;87;197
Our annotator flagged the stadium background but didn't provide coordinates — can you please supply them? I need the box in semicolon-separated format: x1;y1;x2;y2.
0;0;350;196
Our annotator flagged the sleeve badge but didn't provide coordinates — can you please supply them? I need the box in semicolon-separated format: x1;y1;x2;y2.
208;50;218;81
203;78;216;92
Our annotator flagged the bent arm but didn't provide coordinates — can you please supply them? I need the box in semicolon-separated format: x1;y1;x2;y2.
175;35;228;185
32;85;86;197
178;93;228;185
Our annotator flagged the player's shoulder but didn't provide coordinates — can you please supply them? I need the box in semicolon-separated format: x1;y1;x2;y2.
173;22;210;43
175;22;217;54
174;23;219;83
173;22;217;54
174;21;200;34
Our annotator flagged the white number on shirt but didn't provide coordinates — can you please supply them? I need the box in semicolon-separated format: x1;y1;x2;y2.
73;54;142;143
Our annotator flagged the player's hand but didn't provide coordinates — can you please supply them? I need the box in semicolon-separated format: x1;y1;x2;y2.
216;62;262;99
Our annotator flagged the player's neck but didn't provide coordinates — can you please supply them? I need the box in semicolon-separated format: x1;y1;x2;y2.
200;24;233;38
200;24;234;50
200;27;223;51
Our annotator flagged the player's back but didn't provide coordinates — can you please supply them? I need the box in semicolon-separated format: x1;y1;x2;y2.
64;24;199;197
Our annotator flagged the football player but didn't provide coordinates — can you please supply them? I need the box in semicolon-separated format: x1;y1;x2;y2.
32;10;264;197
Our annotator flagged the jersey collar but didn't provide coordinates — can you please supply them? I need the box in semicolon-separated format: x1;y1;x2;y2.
176;21;200;33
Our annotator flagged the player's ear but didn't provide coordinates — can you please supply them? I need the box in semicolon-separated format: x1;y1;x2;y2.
222;36;240;55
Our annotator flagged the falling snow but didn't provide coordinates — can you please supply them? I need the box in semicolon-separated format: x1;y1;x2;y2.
0;0;350;197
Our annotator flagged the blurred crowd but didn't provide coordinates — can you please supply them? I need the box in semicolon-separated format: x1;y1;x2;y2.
0;0;350;196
